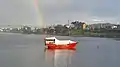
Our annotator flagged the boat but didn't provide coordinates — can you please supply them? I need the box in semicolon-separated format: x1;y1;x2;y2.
44;37;78;49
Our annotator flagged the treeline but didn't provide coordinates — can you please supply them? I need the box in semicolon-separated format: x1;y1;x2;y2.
2;20;120;38
42;21;86;36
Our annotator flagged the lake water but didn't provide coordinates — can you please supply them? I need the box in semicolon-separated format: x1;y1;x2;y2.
0;33;120;67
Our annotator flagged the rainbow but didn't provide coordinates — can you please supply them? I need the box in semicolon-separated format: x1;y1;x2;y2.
34;0;44;28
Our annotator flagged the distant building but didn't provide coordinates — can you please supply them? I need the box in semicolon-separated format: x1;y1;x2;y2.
89;23;116;30
112;26;117;29
82;23;87;30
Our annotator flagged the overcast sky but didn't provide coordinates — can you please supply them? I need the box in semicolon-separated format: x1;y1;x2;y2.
0;0;120;26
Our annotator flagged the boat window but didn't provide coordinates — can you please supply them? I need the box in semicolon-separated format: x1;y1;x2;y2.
45;39;55;41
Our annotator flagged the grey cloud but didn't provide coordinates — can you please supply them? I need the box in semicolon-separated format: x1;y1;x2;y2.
0;0;120;26
0;0;37;25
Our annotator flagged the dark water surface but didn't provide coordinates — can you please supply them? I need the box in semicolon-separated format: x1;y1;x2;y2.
0;33;120;67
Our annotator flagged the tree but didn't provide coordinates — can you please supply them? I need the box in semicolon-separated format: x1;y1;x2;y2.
71;21;85;29
54;24;69;35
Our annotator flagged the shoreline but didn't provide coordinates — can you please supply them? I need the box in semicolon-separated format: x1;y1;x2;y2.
1;32;120;39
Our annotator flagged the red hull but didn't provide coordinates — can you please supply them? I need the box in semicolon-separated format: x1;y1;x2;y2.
45;43;77;49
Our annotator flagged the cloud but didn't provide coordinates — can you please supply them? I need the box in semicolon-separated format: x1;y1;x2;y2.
0;0;120;26
40;0;92;24
40;0;120;24
0;0;37;25
40;0;72;8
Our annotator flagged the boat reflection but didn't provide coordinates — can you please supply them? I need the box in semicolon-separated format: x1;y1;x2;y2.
44;48;76;67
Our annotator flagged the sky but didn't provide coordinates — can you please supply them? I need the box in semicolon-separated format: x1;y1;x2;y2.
0;0;120;27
